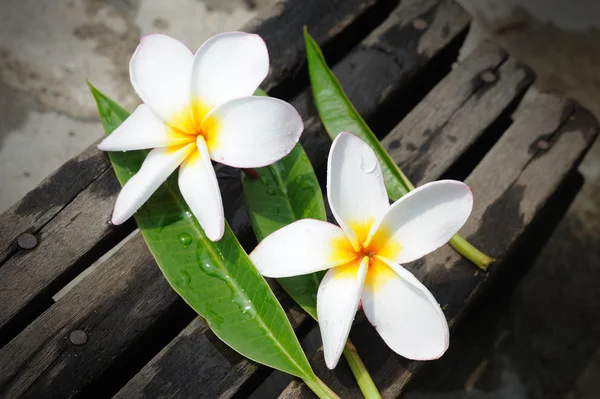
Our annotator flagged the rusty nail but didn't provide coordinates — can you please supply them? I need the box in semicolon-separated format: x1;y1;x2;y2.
412;18;428;30
69;330;88;345
480;70;497;83
537;139;550;150
17;233;38;250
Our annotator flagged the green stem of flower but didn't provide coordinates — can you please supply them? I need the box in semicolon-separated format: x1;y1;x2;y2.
448;234;495;270
303;376;341;399
343;339;382;399
396;164;494;270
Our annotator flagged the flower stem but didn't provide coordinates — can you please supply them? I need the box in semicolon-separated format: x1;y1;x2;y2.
303;376;341;399
448;234;495;270
395;165;494;270
343;339;382;399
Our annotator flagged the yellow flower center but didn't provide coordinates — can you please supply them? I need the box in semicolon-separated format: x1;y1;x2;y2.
167;100;221;151
329;219;401;289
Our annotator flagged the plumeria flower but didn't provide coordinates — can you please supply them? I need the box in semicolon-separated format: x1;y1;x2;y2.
250;132;473;369
98;32;303;241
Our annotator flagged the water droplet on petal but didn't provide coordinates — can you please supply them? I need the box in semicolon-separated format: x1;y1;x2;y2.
360;151;377;174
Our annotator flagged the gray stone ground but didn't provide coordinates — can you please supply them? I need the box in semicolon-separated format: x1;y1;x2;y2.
1;1;599;398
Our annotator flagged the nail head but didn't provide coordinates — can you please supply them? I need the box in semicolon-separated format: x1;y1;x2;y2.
17;233;37;250
480;70;497;83
537;139;550;150
412;18;428;30
69;330;88;345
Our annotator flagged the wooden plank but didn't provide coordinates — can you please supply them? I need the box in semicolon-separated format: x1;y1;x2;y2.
0;144;109;264
0;169;124;344
0;228;309;399
0;0;381;268
243;0;381;92
0;0;392;350
0;0;473;397
114;2;474;397
382;45;532;186
278;91;598;398
0;0;384;266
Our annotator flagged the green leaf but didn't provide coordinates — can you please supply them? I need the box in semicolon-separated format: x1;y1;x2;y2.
88;82;315;380
303;29;494;270
242;142;326;319
303;28;413;201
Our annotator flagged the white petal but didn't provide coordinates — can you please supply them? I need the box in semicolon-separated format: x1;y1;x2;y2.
178;137;224;241
98;104;194;151
327;132;389;250
250;219;356;278
112;143;195;225
202;96;303;168
362;257;449;360
368;180;473;264
191;32;269;110
317;256;368;369
130;34;193;130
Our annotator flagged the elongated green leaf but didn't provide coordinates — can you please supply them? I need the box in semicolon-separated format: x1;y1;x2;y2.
88;82;314;379
244;91;384;399
242;143;326;319
243;88;326;320
303;30;494;270
303;28;413;200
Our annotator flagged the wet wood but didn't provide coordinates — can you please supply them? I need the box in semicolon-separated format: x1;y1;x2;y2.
278;91;598;398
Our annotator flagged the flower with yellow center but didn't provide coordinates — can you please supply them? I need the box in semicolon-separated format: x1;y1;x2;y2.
250;132;473;369
98;33;303;241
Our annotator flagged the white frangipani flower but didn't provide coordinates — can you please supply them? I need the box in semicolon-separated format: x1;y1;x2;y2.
98;32;303;241
250;132;473;369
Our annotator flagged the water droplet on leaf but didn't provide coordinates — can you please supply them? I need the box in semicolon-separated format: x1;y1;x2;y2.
266;188;276;196
180;270;191;285
300;180;313;190
177;232;192;247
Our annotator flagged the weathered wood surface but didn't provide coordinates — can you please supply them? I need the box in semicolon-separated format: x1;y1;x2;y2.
0;144;110;265
244;0;382;92
115;1;478;397
0;0;380;267
0;0;385;356
383;44;532;186
0;0;597;398
0;0;470;397
2;2;472;396
279;91;598;398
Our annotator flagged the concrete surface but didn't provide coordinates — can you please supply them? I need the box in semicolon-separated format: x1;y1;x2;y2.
0;0;275;213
